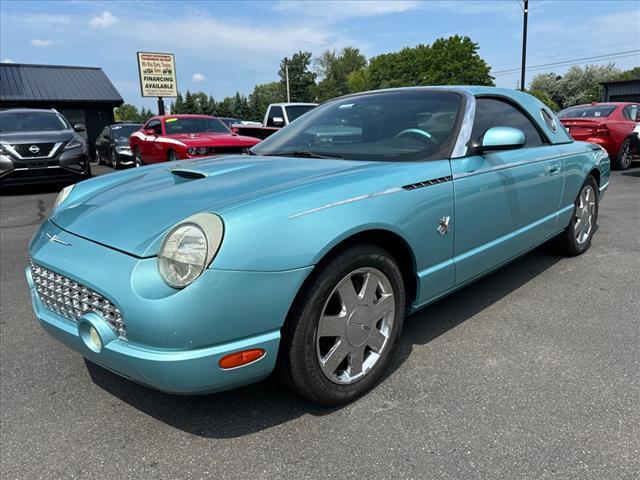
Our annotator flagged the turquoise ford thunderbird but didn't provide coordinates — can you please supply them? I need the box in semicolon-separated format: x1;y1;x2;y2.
27;87;609;404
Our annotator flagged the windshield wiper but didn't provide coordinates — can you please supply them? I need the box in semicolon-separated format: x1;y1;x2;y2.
266;150;344;159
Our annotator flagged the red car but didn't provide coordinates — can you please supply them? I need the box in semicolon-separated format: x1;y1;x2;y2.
558;102;639;170
129;114;260;166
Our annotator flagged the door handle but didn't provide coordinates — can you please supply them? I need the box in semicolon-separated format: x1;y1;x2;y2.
547;161;560;176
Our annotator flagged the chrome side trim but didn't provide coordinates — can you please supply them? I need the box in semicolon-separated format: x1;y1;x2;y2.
288;187;403;219
599;181;609;192
452;152;575;180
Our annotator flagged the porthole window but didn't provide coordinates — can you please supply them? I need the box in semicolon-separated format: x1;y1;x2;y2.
541;108;557;132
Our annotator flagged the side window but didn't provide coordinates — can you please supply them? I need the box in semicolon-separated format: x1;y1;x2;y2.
146;119;162;135
623;105;638;121
267;106;284;127
472;98;545;148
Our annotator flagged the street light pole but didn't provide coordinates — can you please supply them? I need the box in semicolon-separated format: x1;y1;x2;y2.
520;0;528;92
285;62;291;103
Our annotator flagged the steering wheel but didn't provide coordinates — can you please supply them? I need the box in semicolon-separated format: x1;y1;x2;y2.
395;128;437;146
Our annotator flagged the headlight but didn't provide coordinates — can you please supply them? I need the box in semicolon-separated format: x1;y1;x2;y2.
197;147;207;155
64;135;84;150
187;147;197;155
116;145;131;152
53;184;74;211
158;213;224;288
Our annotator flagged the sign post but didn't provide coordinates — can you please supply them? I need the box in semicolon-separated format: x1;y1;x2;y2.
136;52;177;114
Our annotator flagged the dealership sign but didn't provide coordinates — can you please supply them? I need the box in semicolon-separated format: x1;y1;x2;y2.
137;52;177;97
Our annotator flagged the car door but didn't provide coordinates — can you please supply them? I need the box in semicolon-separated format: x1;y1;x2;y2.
451;97;565;285
141;119;163;163
95;126;110;160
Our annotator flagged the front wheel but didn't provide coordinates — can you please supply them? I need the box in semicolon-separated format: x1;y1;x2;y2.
167;150;179;161
279;244;405;405
613;138;633;170
133;147;144;168
557;176;599;256
110;149;119;169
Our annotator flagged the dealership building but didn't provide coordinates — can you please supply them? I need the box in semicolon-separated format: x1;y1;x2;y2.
0;63;124;159
600;78;640;103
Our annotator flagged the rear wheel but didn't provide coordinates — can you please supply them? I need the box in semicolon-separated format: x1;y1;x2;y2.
613;138;632;170
279;244;405;405
557;175;599;256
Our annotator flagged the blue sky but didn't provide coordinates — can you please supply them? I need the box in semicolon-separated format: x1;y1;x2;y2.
1;0;638;110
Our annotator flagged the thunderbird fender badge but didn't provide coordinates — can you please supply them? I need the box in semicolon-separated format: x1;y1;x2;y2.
46;232;71;246
437;216;451;236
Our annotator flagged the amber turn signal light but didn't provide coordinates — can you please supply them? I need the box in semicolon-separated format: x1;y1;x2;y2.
219;349;265;369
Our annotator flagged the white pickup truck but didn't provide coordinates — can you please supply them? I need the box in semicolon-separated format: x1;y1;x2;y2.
233;102;317;140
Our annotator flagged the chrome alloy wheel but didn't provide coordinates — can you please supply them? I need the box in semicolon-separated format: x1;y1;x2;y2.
620;141;632;169
574;184;596;244
316;267;395;385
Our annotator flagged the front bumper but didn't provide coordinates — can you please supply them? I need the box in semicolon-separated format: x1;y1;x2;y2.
1;152;90;186
28;221;313;394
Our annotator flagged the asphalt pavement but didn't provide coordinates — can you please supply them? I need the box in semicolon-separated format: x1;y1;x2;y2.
1;163;639;479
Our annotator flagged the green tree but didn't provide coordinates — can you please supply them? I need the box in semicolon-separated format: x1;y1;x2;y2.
529;63;621;109
114;103;140;122
279;51;316;102
314;47;367;101
364;36;493;91
347;68;370;93
615;66;640;81
171;92;184;114
183;90;197;113
248;81;285;121
527;89;559;111
139;107;154;122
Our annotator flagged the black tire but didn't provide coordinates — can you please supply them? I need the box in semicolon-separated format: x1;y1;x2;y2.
557;175;599;256
110;149;119;169
133;147;144;168
168;150;179;161
278;244;406;405
612;138;633;170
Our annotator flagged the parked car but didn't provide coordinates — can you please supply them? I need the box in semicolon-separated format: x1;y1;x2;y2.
234;102;317;139
0;108;91;187
95;122;141;169
558;102;639;170
128;114;260;165
27;87;609;405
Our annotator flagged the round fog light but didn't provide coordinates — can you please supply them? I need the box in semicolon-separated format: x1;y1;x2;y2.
89;326;102;352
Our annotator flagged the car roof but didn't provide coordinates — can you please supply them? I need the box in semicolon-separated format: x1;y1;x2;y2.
0;108;61;114
269;103;318;107
560;102;634;108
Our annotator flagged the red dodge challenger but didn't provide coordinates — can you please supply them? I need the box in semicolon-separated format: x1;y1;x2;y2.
129;114;261;165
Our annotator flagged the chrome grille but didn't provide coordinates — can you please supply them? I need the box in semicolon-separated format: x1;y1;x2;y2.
12;143;56;158
30;261;126;340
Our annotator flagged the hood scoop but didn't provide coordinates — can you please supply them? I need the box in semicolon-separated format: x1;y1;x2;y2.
170;168;207;179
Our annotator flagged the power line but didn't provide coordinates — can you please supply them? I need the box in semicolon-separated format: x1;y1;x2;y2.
493;53;640;77
493;49;640;74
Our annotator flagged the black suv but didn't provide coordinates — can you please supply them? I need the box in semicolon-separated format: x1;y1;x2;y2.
0;108;91;187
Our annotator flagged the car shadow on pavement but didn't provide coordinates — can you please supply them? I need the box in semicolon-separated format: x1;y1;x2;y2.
86;242;562;439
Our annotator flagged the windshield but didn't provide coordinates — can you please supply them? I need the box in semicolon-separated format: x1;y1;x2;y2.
111;124;140;139
219;118;240;127
164;117;229;135
285;105;316;122
0;111;70;132
558;105;616;118
252;91;461;161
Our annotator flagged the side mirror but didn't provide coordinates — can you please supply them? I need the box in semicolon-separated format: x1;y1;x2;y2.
272;117;284;127
145;128;157;136
73;123;86;133
479;126;525;152
231;127;239;134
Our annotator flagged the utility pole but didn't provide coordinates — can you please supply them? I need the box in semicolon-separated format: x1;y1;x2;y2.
285;61;291;102
520;0;528;92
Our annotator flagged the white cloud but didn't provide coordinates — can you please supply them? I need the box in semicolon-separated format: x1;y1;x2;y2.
192;73;206;82
23;13;75;26
30;39;56;48
275;0;419;20
2;58;15;63
90;11;120;29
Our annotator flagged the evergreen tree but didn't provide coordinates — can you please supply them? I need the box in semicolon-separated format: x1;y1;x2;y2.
278;51;316;102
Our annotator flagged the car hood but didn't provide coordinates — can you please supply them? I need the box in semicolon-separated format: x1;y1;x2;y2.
51;155;382;257
164;132;259;146
0;129;75;144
